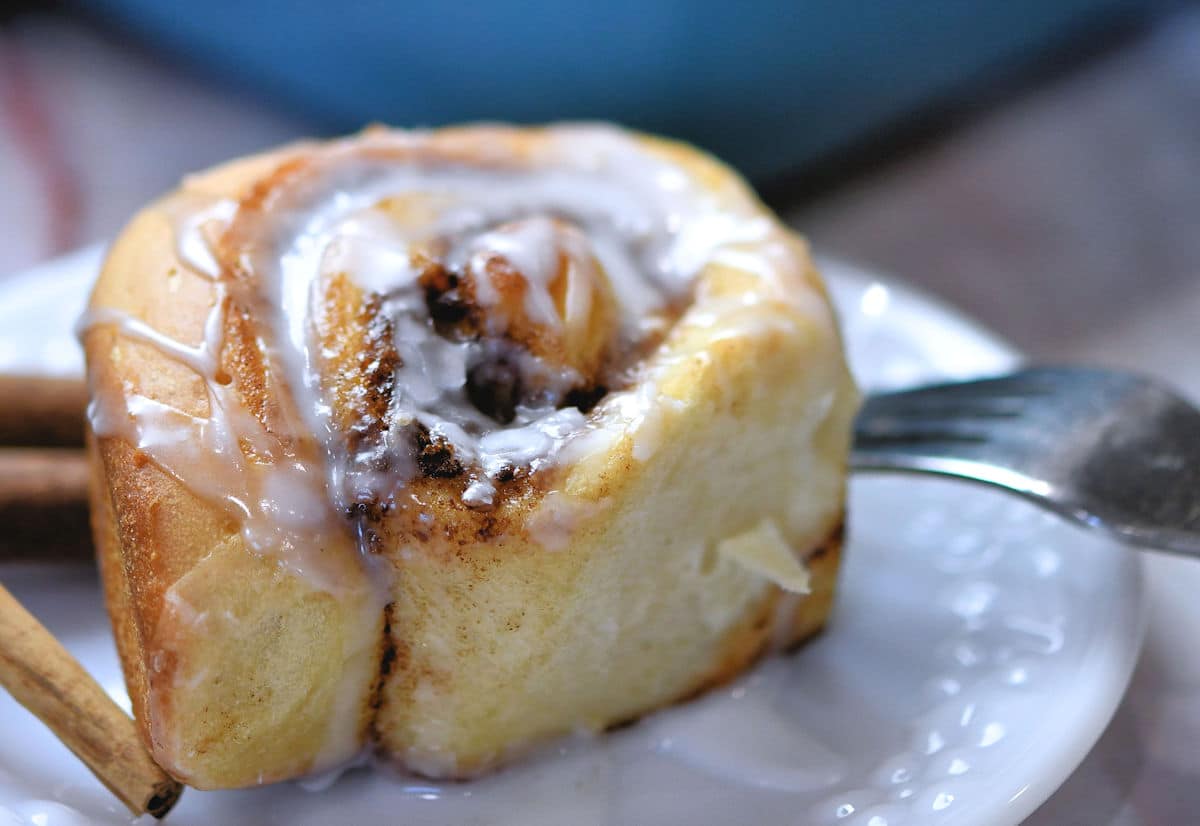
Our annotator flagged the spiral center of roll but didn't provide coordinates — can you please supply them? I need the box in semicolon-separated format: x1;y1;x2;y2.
407;217;614;422
315;206;633;510
208;127;792;518
82;126;821;584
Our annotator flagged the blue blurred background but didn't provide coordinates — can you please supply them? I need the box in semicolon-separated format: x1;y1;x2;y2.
83;0;1151;181
3;2;1200;820
0;0;1193;371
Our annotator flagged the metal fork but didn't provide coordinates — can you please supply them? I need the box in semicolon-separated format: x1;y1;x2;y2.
853;366;1200;555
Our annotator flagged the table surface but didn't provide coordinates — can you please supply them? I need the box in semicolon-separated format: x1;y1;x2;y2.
2;10;1198;824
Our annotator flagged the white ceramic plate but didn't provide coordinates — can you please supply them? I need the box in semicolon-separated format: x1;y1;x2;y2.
0;248;1145;826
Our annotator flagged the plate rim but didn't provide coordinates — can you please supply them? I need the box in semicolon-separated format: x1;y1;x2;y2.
821;254;1148;825
0;247;1148;826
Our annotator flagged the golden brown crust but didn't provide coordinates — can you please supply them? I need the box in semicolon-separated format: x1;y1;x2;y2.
88;432;154;751
609;527;842;732
693;524;844;696
83;125;857;787
415;523;844;779
83;147;385;788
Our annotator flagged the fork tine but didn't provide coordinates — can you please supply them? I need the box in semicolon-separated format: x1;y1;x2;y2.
856;368;1088;455
854;407;991;445
854;365;1200;556
851;432;997;479
860;394;1026;420
871;371;1055;404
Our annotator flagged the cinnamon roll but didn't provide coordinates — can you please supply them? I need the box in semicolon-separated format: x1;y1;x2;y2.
81;125;858;789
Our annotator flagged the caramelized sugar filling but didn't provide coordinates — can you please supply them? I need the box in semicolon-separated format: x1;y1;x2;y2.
83;125;826;572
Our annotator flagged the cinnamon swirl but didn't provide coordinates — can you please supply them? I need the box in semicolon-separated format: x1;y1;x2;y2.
81;124;858;788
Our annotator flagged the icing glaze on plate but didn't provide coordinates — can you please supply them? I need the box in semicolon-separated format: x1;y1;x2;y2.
0;248;1145;826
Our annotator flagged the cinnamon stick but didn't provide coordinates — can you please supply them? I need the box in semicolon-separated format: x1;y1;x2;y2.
0;374;87;447
0;448;91;561
0;584;183;817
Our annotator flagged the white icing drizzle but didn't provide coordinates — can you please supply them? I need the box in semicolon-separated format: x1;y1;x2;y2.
465;217;583;331
78;201;358;592
82;124;828;569
76;125;839;782
231;127;819;518
164;195;239;279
